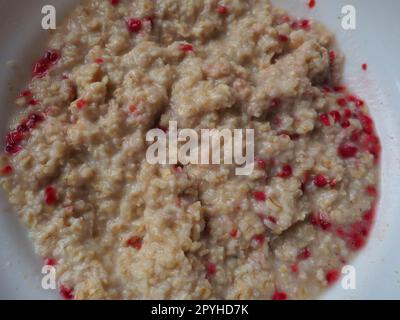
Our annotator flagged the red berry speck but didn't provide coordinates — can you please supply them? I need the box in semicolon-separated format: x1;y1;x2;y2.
277;164;292;178
1;165;13;175
338;144;358;159
278;34;289;42
308;0;316;9
336;98;347;107
297;247;311;261
252;234;265;246
272;291;287;300
256;158;266;170
216;5;228;15
179;43;194;53
59;284;74;300
76;99;87;110
126;236;143;250
329;51;336;64
20;90;32;97
206;262;216;277
319;113;330;126
325;270;339;285
109;0;119;5
362;63;368;71
45;49;60;63
126;18;142;33
270;97;281;108
310;213;331;230
229;228;238;238
290;263;299;273
329;110;341;123
314;174;328;188
365;185;377;197
44;258;56;266
94;58;104;64
253;191;267;202
44;186;58;205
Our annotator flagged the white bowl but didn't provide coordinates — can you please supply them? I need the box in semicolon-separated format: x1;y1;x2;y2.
0;0;399;299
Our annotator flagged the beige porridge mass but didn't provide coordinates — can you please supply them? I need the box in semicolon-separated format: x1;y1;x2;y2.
0;0;380;299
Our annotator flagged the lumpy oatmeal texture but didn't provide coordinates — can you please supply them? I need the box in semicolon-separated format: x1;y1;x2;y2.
0;0;380;300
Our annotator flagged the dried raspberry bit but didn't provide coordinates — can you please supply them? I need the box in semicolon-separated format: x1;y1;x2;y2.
270;97;281;108
28;99;39;106
252;234;265;246
256;158;266;170
329;110;341;123
44;186;58;205
297;247;311;261
59;284;74;300
1;165;13;175
229;228;238;238
216;5;229;15
277;164;292;178
329;178;337;188
325;270;339;285
293;19;310;30
308;0;316;9
32;59;50;78
43;258;56;266
342;108;352;119
94;58;104;64
336;98;347;107
126;236;143;250
319;113;330;126
277;15;291;24
338;144;358;159
334;85;346;93
20;90;32;97
179;43;194;53
362;63;368;71
278;34;289;42
340;116;351;128
267;215;277;224
129;105;137;113
109;0;119;5
346;95;364;108
172;164;184;174
252;191;267;202
33;49;61;78
313;174;328;188
76;99;87;110
26;113;44;129
206;262;217;278
365;185;377;197
5;144;22;155
272;291;287;300
360;134;381;160
310;213;331;230
290;263;298;273
329;51;336;64
321;86;332;94
5;130;24;155
358;113;374;134
299;19;310;29
126;18;142;33
350;130;360;142
45;49;60;63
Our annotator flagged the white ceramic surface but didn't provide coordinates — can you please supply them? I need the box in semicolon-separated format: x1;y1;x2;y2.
0;0;399;299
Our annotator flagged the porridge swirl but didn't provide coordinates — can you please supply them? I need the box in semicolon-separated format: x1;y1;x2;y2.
0;0;380;300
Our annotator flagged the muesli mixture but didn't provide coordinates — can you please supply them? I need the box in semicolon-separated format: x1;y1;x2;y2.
0;0;380;299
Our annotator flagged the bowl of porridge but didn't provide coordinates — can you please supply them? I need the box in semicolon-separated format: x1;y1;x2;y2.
0;0;399;300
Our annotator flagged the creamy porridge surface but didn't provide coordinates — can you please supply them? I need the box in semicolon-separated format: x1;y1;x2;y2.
0;0;380;300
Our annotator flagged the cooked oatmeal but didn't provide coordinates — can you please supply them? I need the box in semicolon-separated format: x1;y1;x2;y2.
0;0;380;300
